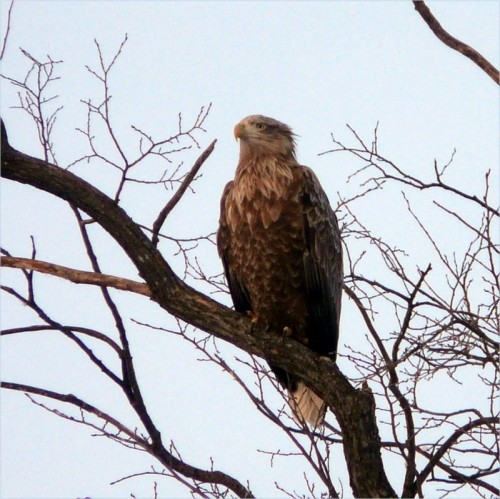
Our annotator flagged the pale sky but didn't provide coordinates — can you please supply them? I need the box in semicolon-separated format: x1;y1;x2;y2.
1;1;498;498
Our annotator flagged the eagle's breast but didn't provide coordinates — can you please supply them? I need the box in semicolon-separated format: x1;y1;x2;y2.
223;159;309;340
225;157;297;231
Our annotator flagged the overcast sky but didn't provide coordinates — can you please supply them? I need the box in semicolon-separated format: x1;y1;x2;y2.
1;1;498;498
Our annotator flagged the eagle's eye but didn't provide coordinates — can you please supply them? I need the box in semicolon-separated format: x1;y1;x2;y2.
255;123;266;130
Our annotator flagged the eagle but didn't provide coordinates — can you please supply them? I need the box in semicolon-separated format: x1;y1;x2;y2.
217;115;343;426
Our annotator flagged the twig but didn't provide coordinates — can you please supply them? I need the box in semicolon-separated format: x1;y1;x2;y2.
0;0;14;60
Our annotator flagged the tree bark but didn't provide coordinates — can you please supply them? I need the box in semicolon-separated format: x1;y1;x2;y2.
1;119;397;498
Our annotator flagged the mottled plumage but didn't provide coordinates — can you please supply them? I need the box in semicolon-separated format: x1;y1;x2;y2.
217;115;343;426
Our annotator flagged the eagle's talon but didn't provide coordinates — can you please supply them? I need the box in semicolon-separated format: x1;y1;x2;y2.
247;311;262;334
247;310;259;324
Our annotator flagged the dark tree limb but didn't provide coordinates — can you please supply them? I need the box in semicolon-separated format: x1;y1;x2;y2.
416;447;499;496
413;1;500;84
1;118;397;498
151;139;217;247
416;416;499;493
1;382;147;444
2;284;124;387
2;324;122;354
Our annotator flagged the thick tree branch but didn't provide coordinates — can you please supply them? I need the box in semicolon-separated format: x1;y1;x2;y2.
413;1;499;84
1;119;396;498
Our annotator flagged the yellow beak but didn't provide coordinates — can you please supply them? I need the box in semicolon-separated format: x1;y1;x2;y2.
234;122;245;140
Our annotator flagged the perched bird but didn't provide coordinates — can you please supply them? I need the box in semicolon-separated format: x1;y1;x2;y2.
217;115;343;426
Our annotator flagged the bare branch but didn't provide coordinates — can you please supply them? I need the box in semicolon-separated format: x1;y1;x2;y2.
2;381;148;445
1;48;63;163
2;324;122;354
152;139;217;246
413;1;499;84
417;417;499;492
322;126;500;217
0;0;14;60
2;255;151;297
2;381;254;498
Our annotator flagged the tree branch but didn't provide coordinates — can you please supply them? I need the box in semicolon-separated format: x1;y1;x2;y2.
413;1;499;84
2;381;254;498
151;138;217;247
0;0;14;60
2;256;151;297
417;416;499;493
2;381;147;444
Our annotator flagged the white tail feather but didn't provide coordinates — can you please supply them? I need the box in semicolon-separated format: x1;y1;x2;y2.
289;382;326;427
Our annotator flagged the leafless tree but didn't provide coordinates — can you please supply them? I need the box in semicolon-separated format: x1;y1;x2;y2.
1;3;498;498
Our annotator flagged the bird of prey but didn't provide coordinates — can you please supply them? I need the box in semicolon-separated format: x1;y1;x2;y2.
217;115;343;426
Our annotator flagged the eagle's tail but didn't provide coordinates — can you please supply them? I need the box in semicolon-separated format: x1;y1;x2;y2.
289;382;326;427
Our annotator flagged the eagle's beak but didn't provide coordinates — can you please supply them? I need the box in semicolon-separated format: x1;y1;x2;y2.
234;122;245;141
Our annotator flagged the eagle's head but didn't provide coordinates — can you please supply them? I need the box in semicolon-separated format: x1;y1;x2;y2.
234;115;297;161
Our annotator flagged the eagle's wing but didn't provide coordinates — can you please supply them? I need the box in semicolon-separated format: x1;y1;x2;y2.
301;166;343;359
217;181;252;313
